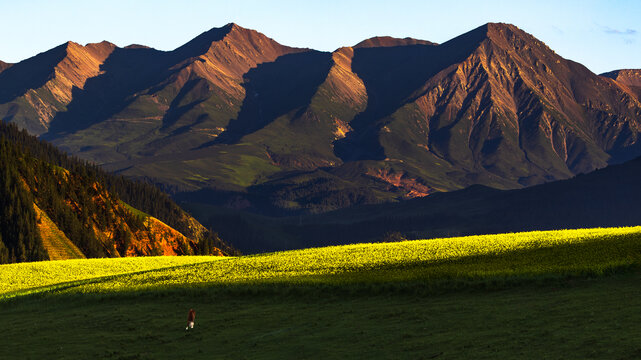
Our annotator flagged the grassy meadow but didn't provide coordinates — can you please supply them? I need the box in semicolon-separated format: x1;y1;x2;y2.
3;227;641;359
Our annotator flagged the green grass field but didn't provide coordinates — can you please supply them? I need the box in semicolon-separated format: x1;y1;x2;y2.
3;227;641;359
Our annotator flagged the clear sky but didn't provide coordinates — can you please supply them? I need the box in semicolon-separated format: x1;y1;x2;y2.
1;0;639;74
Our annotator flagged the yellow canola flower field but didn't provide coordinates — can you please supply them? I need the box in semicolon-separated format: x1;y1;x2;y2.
0;256;221;298
2;227;641;298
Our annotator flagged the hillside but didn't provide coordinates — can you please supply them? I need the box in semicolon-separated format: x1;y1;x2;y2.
1;23;641;215
0;122;235;263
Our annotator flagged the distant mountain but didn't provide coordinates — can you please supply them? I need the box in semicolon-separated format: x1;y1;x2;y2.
0;122;235;263
2;23;641;215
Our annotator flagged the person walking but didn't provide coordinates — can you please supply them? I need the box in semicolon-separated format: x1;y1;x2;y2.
186;308;196;330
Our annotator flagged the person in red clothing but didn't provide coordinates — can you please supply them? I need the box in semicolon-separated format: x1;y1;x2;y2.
186;309;196;330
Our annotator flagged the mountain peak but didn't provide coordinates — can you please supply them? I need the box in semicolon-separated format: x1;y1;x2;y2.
219;22;272;42
173;23;264;57
0;60;11;74
485;22;520;32
124;44;151;49
450;22;524;41
438;22;555;62
62;40;81;49
62;40;116;56
223;22;244;31
165;22;301;96
487;22;529;39
482;22;542;48
354;36;436;48
86;40;117;48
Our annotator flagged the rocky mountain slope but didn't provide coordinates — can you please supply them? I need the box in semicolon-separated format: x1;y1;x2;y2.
1;23;640;214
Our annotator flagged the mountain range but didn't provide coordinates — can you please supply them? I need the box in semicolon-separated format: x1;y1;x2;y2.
1;22;640;215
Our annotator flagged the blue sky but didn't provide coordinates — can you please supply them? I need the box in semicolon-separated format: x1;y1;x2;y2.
1;0;639;74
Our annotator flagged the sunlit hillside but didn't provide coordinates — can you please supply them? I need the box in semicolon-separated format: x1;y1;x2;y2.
4;226;641;300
